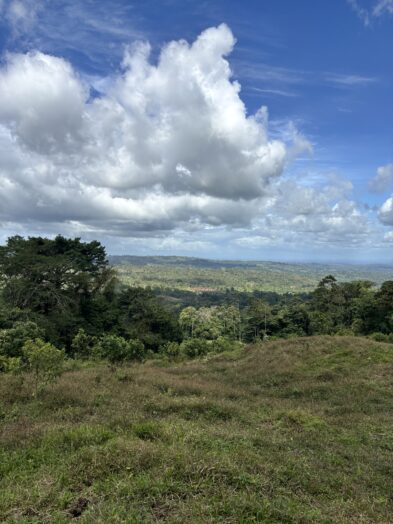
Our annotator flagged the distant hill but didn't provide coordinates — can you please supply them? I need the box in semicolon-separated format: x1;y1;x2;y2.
109;255;393;293
109;255;260;268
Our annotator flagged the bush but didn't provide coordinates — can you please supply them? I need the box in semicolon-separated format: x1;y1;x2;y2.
179;338;210;358
0;321;44;358
160;341;181;359
210;336;237;354
23;338;65;395
95;335;145;363
0;355;22;373
369;332;393;343
335;328;356;336
71;328;96;359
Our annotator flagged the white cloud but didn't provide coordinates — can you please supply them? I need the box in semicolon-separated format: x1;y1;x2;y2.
373;0;393;16
347;0;371;26
324;73;377;86
369;163;393;192
3;0;44;35
379;195;393;225
384;230;393;241
0;23;381;255
0;25;309;230
347;0;393;25
0;51;87;153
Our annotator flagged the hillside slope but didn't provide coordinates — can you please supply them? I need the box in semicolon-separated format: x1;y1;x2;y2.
110;256;393;293
1;336;393;523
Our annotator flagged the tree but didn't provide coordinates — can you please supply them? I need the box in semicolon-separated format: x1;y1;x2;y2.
375;281;393;333
0;321;44;358
0;235;115;347
244;299;274;341
179;306;240;340
179;306;198;338
116;287;181;351
71;328;96;359
95;334;145;362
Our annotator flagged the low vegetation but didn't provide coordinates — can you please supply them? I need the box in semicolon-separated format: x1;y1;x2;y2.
1;236;392;521
1;336;392;522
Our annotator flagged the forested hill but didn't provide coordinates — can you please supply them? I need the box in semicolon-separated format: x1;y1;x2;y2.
109;255;393;293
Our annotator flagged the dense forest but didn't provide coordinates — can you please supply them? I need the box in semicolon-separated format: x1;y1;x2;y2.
112;255;393;293
1;235;393;375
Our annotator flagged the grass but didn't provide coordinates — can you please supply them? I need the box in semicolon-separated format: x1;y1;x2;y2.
1;336;393;523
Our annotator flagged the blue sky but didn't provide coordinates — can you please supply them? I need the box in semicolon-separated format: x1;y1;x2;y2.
0;0;392;262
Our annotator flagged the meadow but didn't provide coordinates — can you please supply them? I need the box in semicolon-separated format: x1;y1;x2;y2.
1;336;392;523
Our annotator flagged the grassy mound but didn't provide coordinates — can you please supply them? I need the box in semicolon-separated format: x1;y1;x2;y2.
1;336;393;522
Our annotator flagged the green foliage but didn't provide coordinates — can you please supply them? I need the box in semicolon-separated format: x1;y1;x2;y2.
112;255;393;293
0;355;21;373
0;304;31;329
116;287;181;350
369;332;393;343
179;338;210;358
95;334;145;362
0;321;44;358
179;305;241;340
160;341;181;358
210;336;240;354
22;338;65;394
0;234;392;366
0;235;115;348
71;328;96;359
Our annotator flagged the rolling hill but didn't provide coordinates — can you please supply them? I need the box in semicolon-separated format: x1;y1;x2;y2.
1;336;392;522
110;256;393;293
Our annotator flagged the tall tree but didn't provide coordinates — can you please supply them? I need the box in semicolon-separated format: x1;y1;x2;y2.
0;235;115;345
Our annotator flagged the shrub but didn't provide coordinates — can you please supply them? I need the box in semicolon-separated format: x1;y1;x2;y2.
160;341;181;358
0;321;44;358
0;355;22;373
210;336;237;354
179;338;210;358
71;328;96;359
369;332;393;343
23;338;65;395
95;334;145;363
335;328;356;336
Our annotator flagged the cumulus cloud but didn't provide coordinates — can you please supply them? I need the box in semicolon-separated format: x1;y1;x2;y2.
378;166;393;230
0;51;87;153
0;25;310;233
254;178;370;246
379;195;393;225
384;230;393;242
369;163;393;192
0;23;379;255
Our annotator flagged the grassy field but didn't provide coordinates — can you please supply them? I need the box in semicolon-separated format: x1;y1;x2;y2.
111;256;393;293
1;336;393;523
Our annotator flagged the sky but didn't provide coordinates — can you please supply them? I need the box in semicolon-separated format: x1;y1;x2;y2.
0;0;392;263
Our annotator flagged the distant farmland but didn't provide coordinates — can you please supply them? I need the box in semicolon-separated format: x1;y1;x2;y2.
110;256;393;293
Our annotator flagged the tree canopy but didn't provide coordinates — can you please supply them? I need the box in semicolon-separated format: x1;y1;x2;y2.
0;235;114;345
